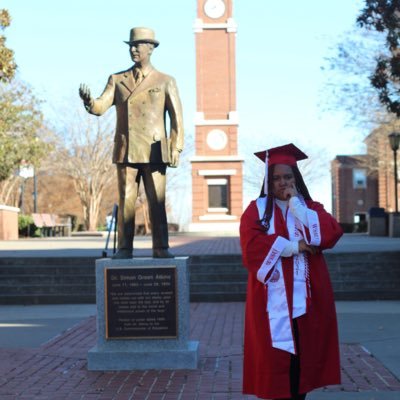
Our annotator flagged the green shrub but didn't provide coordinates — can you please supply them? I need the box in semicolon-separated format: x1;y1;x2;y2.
18;214;33;231
18;214;40;237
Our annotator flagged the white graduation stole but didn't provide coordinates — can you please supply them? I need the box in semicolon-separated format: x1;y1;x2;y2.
256;196;320;354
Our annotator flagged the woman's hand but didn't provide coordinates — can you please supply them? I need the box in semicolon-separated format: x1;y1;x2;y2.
298;239;318;255
283;183;298;200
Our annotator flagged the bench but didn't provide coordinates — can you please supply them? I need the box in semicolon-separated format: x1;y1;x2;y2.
31;213;72;237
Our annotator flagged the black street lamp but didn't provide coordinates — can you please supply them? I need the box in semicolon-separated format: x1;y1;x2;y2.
389;132;400;213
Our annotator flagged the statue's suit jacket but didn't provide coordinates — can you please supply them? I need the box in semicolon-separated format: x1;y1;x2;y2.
88;67;184;164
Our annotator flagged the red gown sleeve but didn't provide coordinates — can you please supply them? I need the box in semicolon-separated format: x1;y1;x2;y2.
240;201;281;274
306;200;343;250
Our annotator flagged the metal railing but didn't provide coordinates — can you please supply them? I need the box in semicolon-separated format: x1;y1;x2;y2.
102;204;118;258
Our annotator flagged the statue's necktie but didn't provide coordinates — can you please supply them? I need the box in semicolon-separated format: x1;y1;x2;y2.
134;68;143;86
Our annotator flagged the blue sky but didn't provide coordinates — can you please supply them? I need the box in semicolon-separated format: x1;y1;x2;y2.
2;0;366;212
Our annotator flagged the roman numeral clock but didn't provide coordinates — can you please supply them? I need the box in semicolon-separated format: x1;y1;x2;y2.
190;0;243;232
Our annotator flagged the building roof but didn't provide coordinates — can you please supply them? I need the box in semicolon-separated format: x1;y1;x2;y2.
333;155;368;166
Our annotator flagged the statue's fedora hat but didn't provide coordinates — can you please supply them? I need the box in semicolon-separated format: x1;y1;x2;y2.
124;27;159;47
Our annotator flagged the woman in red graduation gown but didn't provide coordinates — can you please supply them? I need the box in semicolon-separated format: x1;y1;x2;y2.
240;144;343;400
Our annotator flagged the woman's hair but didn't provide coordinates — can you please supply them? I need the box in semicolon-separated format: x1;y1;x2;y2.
259;164;312;232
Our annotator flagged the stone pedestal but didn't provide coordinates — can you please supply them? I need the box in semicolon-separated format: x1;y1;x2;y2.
388;213;400;238
87;257;199;370
0;205;20;240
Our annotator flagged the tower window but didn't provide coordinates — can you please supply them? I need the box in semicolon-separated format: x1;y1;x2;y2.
207;178;228;209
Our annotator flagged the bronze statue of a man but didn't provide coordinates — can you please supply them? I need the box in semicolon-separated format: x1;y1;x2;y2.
79;27;184;259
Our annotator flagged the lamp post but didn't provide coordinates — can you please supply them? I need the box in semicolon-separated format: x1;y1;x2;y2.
33;169;38;213
18;163;35;214
389;132;400;213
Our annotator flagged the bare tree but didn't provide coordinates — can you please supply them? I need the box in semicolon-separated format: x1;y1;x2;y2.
321;27;390;133
0;174;22;206
165;130;194;230
365;119;399;171
47;108;115;231
321;3;400;210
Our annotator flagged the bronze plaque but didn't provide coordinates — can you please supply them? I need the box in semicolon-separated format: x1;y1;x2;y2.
104;266;177;339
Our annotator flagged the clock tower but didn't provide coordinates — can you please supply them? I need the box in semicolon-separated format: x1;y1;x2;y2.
190;0;243;232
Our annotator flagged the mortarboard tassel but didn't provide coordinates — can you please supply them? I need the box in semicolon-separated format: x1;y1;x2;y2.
264;151;269;196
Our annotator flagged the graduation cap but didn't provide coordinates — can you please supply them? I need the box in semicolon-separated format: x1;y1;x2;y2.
254;143;308;195
254;143;308;167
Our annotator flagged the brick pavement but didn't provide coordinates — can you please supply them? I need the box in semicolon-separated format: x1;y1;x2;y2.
96;236;242;258
1;303;400;400
1;233;400;258
169;237;242;256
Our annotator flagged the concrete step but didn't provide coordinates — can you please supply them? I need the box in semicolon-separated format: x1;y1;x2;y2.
0;284;95;295
190;263;244;273
0;294;96;305
331;279;400;291
0;252;399;304
190;292;246;302
190;272;247;282
330;290;400;301
191;281;247;294
0;275;95;285
0;257;95;266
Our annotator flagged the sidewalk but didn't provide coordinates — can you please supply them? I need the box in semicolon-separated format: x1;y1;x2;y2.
0;232;399;258
0;301;399;399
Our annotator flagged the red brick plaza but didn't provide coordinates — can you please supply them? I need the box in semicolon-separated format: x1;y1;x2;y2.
1;302;399;400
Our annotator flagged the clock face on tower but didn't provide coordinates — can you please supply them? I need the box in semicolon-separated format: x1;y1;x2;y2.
204;0;226;19
206;129;228;151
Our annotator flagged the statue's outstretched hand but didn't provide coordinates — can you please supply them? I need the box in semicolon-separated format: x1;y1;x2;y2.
170;150;180;168
79;83;93;108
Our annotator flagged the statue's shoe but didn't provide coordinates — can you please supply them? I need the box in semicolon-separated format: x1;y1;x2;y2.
111;249;133;259
152;248;174;258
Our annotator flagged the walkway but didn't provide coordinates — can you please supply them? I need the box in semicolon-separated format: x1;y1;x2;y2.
0;233;399;258
0;301;400;399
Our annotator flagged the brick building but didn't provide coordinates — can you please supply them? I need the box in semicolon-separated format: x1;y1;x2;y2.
364;127;397;213
331;126;399;225
331;155;378;225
